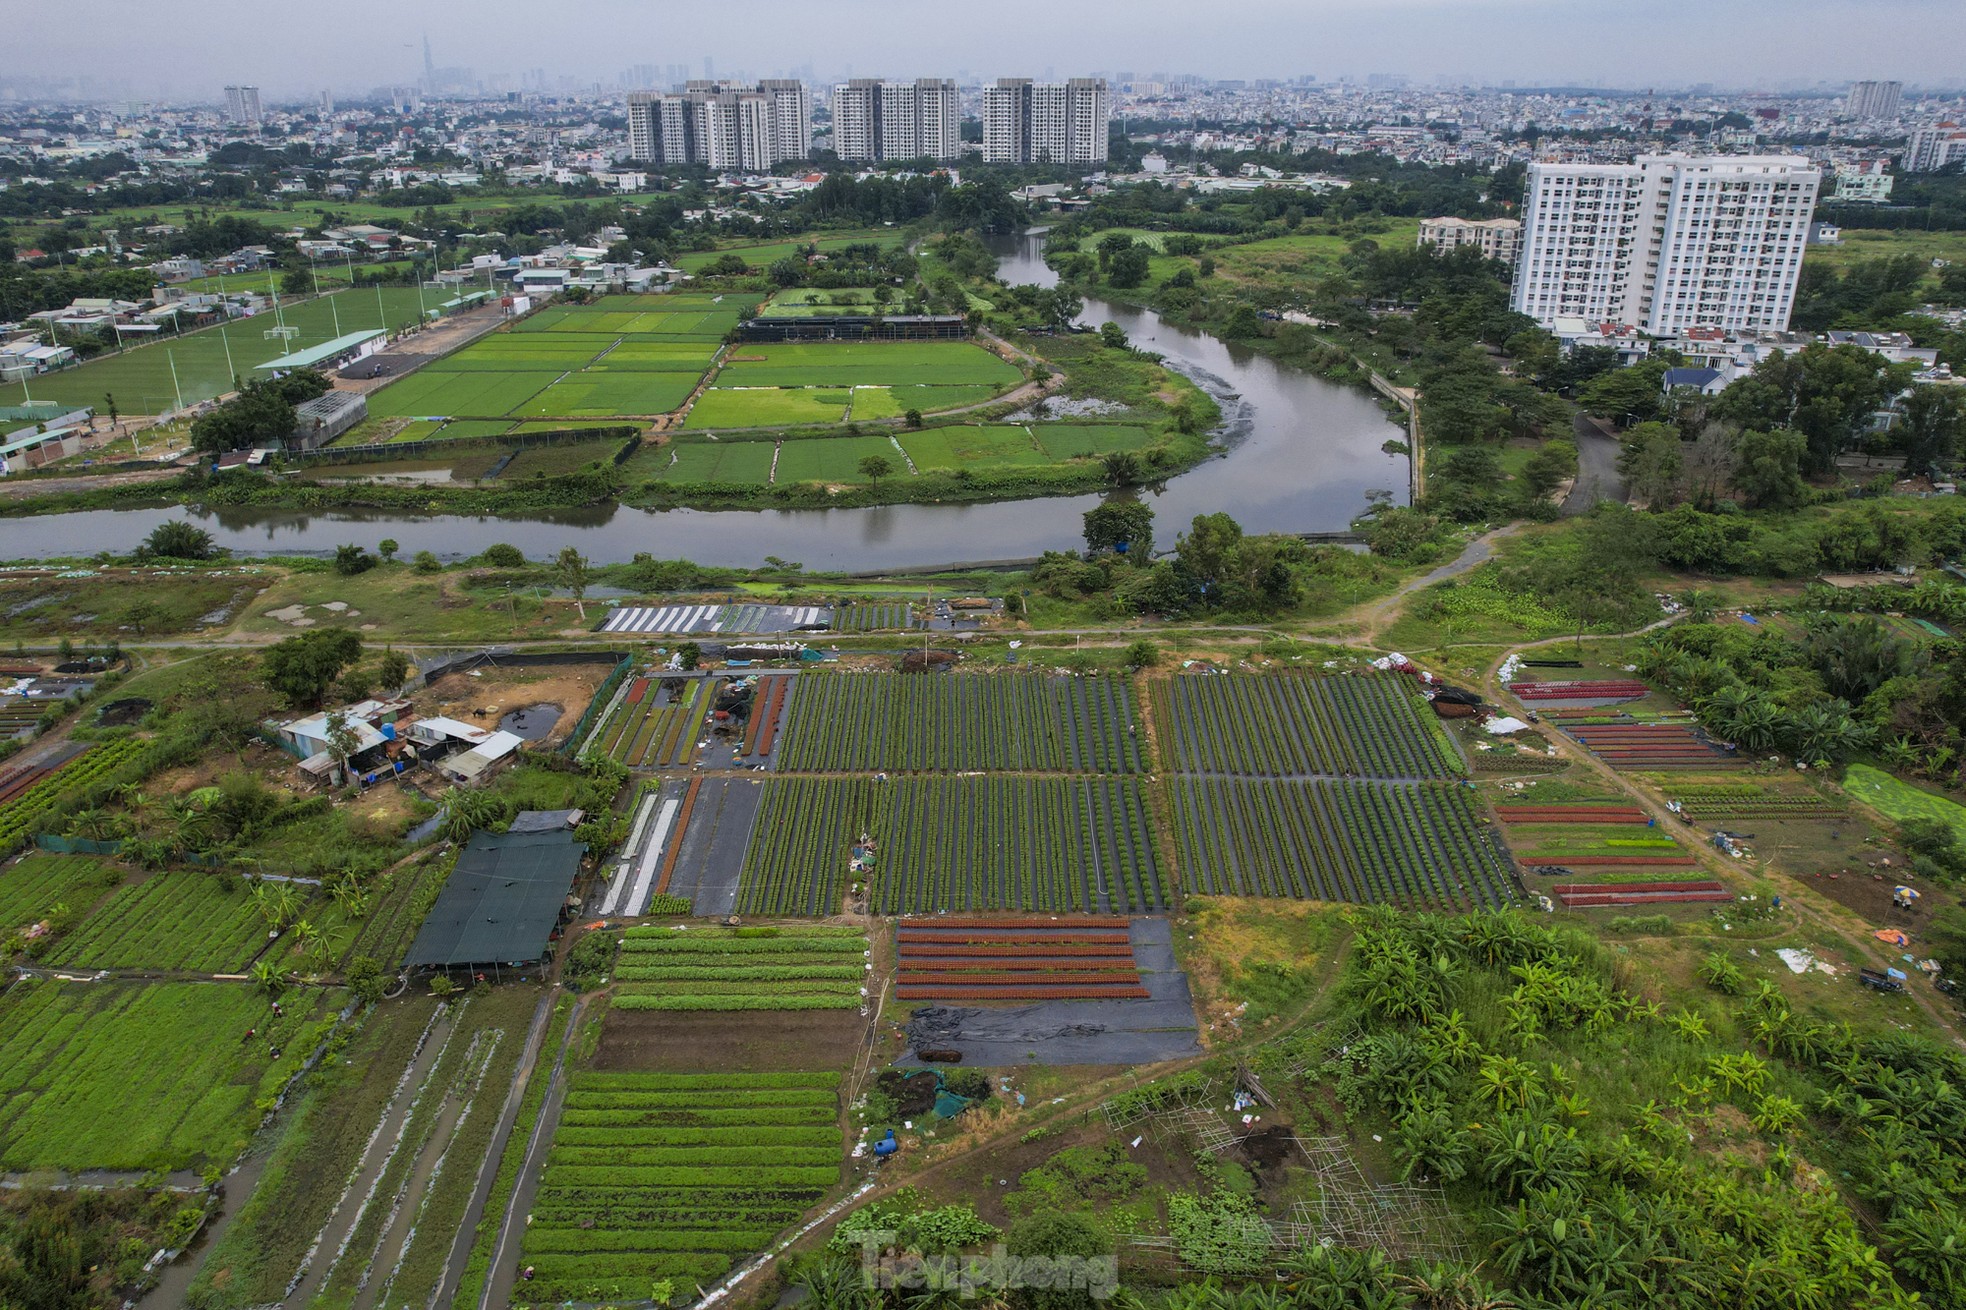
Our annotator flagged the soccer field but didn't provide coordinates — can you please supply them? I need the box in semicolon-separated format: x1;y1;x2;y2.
0;288;430;414
684;388;853;429
715;341;1021;388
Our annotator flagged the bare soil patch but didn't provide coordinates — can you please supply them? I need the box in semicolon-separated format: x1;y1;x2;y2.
411;665;608;748
593;1008;867;1072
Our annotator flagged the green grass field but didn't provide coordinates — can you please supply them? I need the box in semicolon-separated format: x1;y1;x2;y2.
897;425;1049;470
515;374;696;418
717;341;1021;388
499;439;632;478
0;980;336;1171
648;440;778;484
366;370;559;419
1030;423;1155;459
684;387;852;429
0;288;430;414
773;435;903;484
1844;764;1966;843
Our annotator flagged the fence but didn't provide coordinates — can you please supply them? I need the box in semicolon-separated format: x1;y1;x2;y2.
561;654;637;757
286;425;638;469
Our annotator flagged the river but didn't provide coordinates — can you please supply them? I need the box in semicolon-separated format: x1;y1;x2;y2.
0;231;1405;570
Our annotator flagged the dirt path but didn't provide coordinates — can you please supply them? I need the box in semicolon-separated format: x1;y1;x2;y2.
479;992;586;1310
1345;523;1525;647
0;467;181;500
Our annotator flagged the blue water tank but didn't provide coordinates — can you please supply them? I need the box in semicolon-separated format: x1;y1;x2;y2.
873;1129;898;1158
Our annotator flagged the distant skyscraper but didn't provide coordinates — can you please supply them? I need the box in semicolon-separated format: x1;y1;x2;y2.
982;78;1108;165
1906;123;1966;173
1845;80;1902;119
629;80;806;170
1511;154;1820;335
223;85;262;125
423;33;436;86
828;79;958;163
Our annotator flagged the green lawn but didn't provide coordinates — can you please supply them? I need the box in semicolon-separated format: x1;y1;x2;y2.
1844;764;1966;842
648;440;778;484
716;341;1022;388
898;426;1049;470
0;288;431;414
1803;227;1966;287
683;387;852;429
1210;220;1425;290
772;435;904;484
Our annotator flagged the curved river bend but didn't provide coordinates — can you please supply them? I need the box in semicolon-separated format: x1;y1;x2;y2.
0;232;1405;569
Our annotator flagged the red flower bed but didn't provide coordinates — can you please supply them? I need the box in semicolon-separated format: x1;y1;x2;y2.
897;957;1139;972
895;984;1152;1001
895;943;1135;959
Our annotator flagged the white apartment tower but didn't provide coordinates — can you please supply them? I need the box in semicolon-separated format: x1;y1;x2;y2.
1906;124;1966;173
982;78;1108;165
224;85;262;125
828;79;960;162
1845;80;1903;120
1510;154;1821;336
628;82;806;169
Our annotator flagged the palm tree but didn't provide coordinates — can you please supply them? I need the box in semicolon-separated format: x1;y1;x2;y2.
1476;1055;1542;1111
250;959;286;997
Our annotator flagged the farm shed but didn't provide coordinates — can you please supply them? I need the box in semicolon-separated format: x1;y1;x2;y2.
402;828;586;970
434;729;525;786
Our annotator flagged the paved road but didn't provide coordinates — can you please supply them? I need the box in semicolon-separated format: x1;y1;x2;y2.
1563;413;1628;516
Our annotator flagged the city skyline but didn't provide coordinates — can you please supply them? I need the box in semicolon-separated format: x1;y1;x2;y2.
5;0;1963;101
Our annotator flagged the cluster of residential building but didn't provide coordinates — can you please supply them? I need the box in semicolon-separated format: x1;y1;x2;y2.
626;79;811;171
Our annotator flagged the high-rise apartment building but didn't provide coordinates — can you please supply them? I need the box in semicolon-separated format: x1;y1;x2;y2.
1417;216;1522;266
1906;123;1966;174
827;78;959;163
1845;80;1903;120
223;85;262;125
1510;154;1821;335
982;78;1108;164
628;80;808;170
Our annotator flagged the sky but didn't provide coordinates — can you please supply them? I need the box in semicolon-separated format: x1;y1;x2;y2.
8;0;1960;101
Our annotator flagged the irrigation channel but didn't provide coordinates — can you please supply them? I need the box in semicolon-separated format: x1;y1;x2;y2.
0;230;1407;569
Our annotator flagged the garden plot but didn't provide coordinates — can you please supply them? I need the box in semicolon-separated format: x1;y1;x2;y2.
683;387;851;429
831;603;917;632
0;740;144;855
587;673;714;767
734;776;1164;916
611;925;871;1010
659;777;765;917
771;435;903;484
0;980;335;1171
599;782;687;916
0;853;119;930
897;426;1051;470
895;919;1146;1000
518;1071;844;1300
776;672;1144;773
1562;721;1741;768
46;871;276;972
849;384;1003;418
1666;785;1840;822
1155;673;1455;778
365;370;556;419
1169;778;1516;909
513;372;697;418
1030;424;1155;459
646;440;776;485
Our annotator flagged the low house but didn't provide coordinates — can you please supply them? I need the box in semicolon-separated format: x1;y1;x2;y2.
434;730;525;786
1660;366;1730;397
267;697;410;785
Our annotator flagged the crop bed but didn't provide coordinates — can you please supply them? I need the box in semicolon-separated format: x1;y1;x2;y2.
1554;880;1730;907
1507;680;1651;702
1493;805;1651;824
776;673;1144;773
1667;787;1840;820
46;872;273;972
1562;724;1741;768
894;920;1145;1000
591;676;712;767
1170;779;1515;908
0;854;118;931
611;925;870;1011
0;740;145;855
830;603;916;632
1155;673;1454;778
735;775;1164;915
520;1070;843;1300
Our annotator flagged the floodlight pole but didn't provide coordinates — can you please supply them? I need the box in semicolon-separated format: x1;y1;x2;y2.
167;350;186;415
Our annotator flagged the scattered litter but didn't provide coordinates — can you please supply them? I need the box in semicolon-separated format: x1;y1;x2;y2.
1131;1136;1143;1148
1776;948;1814;975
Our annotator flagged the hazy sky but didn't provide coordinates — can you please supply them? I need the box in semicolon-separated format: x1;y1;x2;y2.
11;0;1959;100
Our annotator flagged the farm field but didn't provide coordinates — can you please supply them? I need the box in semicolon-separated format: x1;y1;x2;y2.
611;924;870;1010
850;383;1001;418
45;871;275;972
0;288;430;413
776;673;1143;773
1155;673;1456;778
0;981;334;1171
770;434;906;484
674;230;901;271
715;340;1022;389
734;775;1164;915
646;439;778;484
894;919;1149;1001
1665;784;1841;822
513;373;699;418
1843;764;1966;842
0;739;146;855
518;1070;844;1299
685;387;852;430
590;675;714;767
0;853;119;929
1169;778;1516;908
898;425;1051;470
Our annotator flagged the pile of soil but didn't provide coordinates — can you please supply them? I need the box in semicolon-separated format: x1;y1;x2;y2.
1238;1125;1296;1170
875;1069;942;1116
